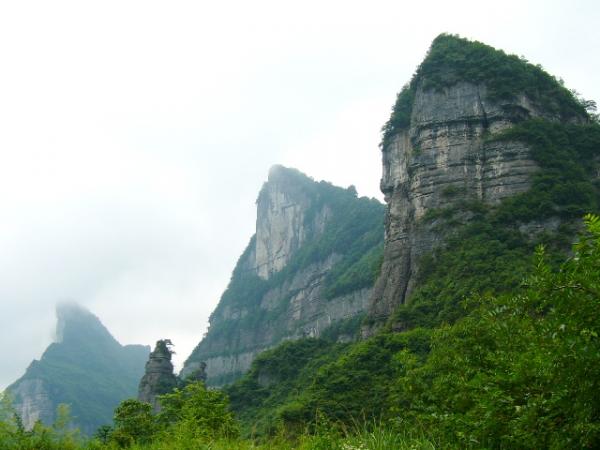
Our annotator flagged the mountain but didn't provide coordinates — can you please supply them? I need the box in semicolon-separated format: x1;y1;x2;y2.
365;32;594;331
7;303;149;435
223;34;600;439
182;165;385;386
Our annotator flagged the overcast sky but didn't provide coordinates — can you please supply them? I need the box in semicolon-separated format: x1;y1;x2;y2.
1;0;599;390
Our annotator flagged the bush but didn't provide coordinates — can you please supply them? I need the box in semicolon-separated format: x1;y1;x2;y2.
157;381;239;443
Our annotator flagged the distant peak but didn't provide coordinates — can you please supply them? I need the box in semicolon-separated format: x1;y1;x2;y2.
54;302;115;345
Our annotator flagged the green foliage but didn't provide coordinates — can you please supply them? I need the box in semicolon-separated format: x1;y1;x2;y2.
223;215;600;449
97;382;238;448
392;221;534;330
319;314;365;342
324;243;384;300
381;83;415;146
490;119;600;222
0;391;435;448
388;214;600;448
206;117;600;443
225;339;347;436
392;119;600;330
156;382;239;443
381;33;590;148
4;36;598;448
111;400;155;447
0;395;81;450
289;329;431;426
225;331;431;437
2;217;598;450
6;310;148;435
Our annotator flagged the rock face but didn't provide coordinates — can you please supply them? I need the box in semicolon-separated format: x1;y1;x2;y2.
183;166;384;385
7;303;149;435
369;84;538;320
8;377;54;431
255;165;318;279
138;340;179;412
367;35;587;325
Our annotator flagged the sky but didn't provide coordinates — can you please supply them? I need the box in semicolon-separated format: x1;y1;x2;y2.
1;0;599;390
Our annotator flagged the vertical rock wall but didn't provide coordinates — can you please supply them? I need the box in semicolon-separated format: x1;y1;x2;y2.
254;165;312;279
368;82;544;322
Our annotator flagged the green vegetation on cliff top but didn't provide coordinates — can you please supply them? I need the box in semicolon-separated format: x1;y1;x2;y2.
381;33;592;148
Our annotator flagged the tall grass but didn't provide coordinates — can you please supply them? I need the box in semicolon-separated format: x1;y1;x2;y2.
84;423;436;450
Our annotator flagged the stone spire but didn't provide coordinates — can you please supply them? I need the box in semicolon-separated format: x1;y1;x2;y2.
138;339;179;412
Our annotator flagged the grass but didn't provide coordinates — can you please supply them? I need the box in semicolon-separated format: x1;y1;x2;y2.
115;424;437;450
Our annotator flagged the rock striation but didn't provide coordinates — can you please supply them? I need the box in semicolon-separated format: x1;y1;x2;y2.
367;34;589;327
7;303;149;434
138;339;179;412
369;83;538;321
254;165;318;279
8;376;54;431
183;166;384;385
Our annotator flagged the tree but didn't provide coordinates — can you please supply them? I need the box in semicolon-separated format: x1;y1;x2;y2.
111;399;156;447
391;214;600;448
157;381;239;443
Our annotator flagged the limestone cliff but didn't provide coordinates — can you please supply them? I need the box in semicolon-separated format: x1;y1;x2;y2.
138;340;179;412
183;166;384;385
367;34;590;325
7;303;149;435
254;165;322;279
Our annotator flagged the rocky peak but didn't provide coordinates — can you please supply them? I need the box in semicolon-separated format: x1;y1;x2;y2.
138;339;178;412
254;165;325;279
368;34;590;325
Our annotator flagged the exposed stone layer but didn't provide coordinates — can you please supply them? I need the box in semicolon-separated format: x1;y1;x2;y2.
254;165;330;279
369;82;544;321
8;377;53;429
184;254;372;384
